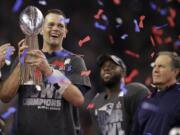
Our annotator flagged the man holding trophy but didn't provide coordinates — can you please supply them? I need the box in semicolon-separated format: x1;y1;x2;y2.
0;7;91;135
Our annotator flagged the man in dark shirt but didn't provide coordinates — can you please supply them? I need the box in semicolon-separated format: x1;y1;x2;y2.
131;51;180;135
0;9;91;135
80;54;149;135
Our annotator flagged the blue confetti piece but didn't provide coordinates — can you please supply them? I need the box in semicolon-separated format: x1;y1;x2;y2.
97;0;104;6
159;8;168;16
119;83;127;97
38;0;47;6
121;34;128;40
101;14;109;25
153;24;168;29
174;40;180;46
116;25;121;28
19;49;28;65
120;83;127;93
59;18;70;24
12;0;23;13
134;19;140;32
1;107;16;120
54;50;70;57
149;1;157;11
94;22;107;31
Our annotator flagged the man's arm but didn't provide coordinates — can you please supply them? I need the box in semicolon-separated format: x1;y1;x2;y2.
26;50;85;107
0;63;20;103
46;68;84;107
62;84;84;107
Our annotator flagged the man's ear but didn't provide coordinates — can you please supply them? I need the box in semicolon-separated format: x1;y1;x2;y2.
174;68;180;78
63;28;68;38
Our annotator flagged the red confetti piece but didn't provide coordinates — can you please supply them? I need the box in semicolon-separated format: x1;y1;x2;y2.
78;35;91;47
87;103;95;109
125;69;139;83
164;36;172;44
167;16;175;28
81;70;91;76
108;35;114;44
155;36;163;45
150;52;155;58
169;8;176;18
94;9;104;20
125;50;140;58
139;15;145;28
113;0;121;5
150;36;156;46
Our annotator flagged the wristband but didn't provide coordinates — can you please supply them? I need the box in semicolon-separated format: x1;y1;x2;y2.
44;67;53;77
47;69;71;95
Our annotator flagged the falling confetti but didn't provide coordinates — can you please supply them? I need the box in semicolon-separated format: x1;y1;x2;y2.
59;18;70;24
38;0;47;6
125;69;139;83
81;70;91;76
159;8;168;16
149;1;157;11
1;107;16;120
164;36;172;44
125;50;140;58
133;19;140;32
121;34;128;40
19;49;28;65
54;50;71;57
113;0;121;5
87;103;95;110
108;35;114;44
139;15;145;29
97;0;104;6
12;0;23;13
153;24;168;29
78;35;91;47
94;9;104;20
167;16;175;28
150;36;156;46
94;22;107;31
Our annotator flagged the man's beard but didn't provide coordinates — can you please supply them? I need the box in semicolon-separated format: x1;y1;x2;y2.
101;74;121;89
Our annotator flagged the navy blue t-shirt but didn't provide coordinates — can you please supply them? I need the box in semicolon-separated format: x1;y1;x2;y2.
131;83;180;135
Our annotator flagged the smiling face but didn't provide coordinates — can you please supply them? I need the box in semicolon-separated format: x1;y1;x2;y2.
100;60;123;88
152;55;177;89
42;13;67;50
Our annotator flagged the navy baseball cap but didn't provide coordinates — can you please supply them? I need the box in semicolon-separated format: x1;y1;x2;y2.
97;54;127;74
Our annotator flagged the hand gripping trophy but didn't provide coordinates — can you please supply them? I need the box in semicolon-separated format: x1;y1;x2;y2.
19;6;44;91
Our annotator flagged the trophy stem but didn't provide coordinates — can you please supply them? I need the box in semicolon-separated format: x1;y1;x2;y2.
20;35;44;90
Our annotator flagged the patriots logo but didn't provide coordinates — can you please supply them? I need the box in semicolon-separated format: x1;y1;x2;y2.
98;103;114;115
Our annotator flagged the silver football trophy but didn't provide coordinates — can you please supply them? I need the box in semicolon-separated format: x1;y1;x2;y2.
19;6;44;90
